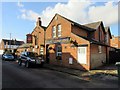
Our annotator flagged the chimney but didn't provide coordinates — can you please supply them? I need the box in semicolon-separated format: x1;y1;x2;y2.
36;17;41;26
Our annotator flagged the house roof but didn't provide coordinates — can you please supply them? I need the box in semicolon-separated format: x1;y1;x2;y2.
84;21;106;34
105;27;112;39
2;39;24;45
18;43;32;48
31;25;46;35
74;33;110;47
84;21;102;29
47;13;96;32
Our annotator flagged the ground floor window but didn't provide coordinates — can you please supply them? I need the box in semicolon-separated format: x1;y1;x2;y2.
56;45;62;60
40;47;44;55
98;46;102;53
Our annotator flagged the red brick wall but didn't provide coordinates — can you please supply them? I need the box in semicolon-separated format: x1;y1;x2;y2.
46;14;71;40
47;32;91;70
0;40;4;50
94;26;105;43
71;25;87;37
90;44;106;69
110;36;120;49
31;26;45;55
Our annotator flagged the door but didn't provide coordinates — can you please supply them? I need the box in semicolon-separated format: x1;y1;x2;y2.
46;44;50;63
77;47;87;64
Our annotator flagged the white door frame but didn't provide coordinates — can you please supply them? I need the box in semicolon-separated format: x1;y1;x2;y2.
77;47;87;64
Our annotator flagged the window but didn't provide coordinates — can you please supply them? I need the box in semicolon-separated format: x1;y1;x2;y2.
98;46;102;53
105;33;109;43
40;47;44;55
56;45;62;60
52;26;56;38
34;36;37;45
57;24;61;37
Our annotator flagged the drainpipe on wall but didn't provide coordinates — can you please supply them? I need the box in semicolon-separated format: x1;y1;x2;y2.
44;29;46;60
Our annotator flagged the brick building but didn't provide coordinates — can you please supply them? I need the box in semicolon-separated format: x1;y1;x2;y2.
110;35;120;49
45;14;112;70
24;17;46;55
0;39;24;54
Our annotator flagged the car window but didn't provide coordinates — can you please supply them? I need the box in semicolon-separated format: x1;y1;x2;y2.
7;54;13;56
27;52;38;57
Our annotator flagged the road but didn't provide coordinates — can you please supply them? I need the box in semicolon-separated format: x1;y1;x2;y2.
1;58;118;89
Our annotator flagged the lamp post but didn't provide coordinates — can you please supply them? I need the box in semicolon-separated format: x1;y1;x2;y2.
115;62;120;89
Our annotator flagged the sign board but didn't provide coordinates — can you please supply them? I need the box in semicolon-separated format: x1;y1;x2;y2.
69;57;73;64
46;37;70;44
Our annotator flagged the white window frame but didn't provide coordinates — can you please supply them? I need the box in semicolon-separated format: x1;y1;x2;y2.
40;47;44;55
57;24;61;37
52;26;56;38
106;33;109;43
98;46;102;53
56;45;62;60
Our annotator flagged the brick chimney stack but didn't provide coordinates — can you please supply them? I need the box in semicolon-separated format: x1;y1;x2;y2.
36;17;41;26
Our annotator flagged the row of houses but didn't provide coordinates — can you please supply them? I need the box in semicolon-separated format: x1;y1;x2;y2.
1;13;119;70
0;39;24;54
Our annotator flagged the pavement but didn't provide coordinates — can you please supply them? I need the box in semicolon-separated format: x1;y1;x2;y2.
15;59;119;87
43;63;119;84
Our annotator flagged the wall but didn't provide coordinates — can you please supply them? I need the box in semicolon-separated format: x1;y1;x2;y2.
0;40;4;50
46;14;71;40
31;26;45;55
110;36;120;49
47;33;91;70
94;26;105;43
90;44;106;69
71;25;87;37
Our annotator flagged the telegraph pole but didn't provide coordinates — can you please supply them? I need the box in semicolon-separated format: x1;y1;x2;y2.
10;33;11;51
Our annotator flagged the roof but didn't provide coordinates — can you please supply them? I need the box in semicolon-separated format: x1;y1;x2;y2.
47;13;96;32
84;21;102;29
74;33;109;47
58;14;96;32
31;25;46;34
84;21;106;34
105;27;112;39
2;39;24;45
41;26;47;30
18;43;32;48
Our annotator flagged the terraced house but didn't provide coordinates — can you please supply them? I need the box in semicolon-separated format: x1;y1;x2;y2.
45;14;112;70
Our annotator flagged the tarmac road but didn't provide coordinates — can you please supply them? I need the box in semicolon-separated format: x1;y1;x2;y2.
1;58;118;89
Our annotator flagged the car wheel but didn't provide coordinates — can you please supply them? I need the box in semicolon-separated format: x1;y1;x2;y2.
2;58;4;60
18;60;22;66
40;62;44;67
25;61;30;68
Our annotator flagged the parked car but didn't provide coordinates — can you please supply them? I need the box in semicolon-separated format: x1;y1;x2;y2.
18;51;44;68
2;54;14;61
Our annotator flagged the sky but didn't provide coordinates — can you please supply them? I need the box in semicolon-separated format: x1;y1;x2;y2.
0;0;119;42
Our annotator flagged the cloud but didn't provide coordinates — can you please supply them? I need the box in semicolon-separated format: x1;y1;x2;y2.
17;1;24;8
88;1;118;26
20;10;40;21
18;0;118;27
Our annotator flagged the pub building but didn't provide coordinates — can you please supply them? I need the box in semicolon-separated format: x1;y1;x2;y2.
25;13;112;70
45;14;112;70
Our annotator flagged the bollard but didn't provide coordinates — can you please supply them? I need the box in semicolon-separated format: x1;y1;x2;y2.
115;62;120;89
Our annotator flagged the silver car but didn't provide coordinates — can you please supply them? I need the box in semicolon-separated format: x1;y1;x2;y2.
2;54;14;61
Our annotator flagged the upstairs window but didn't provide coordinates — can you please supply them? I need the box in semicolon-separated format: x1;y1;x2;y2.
52;26;56;38
106;33;109;43
57;24;61;37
